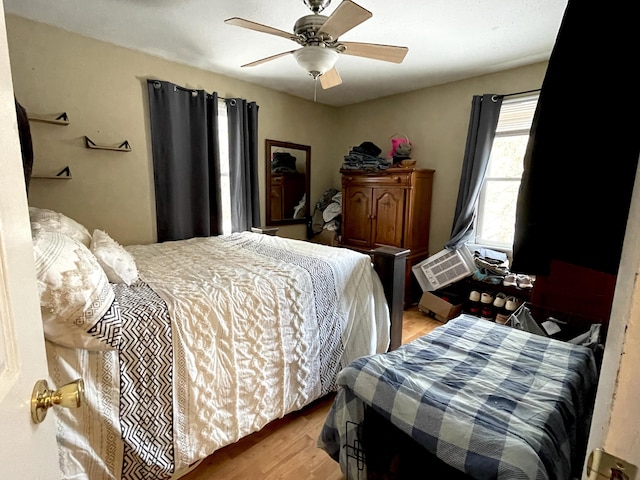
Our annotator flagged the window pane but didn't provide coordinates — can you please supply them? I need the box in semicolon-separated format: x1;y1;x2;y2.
476;180;520;246
486;135;528;178
218;99;232;235
474;94;538;250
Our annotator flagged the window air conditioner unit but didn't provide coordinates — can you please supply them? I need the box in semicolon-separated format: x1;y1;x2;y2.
412;246;476;291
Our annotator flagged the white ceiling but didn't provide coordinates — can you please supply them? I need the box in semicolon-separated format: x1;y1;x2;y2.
3;0;568;107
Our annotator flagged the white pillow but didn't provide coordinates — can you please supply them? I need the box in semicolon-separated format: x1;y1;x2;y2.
32;229;121;350
90;229;139;285
29;206;92;247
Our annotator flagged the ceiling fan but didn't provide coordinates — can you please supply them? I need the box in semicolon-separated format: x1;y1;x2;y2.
225;0;408;90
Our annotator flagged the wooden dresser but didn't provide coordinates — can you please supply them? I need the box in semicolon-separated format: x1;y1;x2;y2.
340;167;435;306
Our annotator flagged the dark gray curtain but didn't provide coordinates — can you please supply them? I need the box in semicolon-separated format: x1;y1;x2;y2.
15;98;33;195
147;80;222;242
445;94;503;249
511;0;640;275
226;98;260;232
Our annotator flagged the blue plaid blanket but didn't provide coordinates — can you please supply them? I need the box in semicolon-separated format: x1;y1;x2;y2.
318;315;598;480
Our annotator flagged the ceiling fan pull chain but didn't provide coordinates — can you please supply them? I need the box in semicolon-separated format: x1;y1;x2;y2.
314;77;318;102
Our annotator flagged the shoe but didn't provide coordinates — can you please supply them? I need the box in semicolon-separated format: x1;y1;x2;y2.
496;296;520;324
467;290;481;316
503;273;517;287
505;296;520;313
473;254;509;276
480;292;494;304
480;292;495;321
516;274;534;289
493;292;507;309
492;293;508;324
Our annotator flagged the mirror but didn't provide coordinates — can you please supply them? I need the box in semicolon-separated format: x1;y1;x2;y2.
265;139;311;226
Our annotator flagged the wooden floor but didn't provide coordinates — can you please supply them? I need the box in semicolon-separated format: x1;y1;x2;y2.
182;305;442;480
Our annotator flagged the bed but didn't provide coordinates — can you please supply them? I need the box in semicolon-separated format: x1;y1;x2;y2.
29;207;391;480
318;314;599;480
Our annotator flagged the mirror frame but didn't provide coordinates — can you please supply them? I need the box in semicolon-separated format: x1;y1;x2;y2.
265;139;311;226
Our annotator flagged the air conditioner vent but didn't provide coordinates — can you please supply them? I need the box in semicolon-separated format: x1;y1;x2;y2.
412;247;475;291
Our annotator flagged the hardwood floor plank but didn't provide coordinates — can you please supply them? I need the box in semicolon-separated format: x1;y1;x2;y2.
182;305;439;479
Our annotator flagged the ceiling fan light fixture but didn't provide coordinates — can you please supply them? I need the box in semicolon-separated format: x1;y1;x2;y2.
303;0;332;14
293;46;338;78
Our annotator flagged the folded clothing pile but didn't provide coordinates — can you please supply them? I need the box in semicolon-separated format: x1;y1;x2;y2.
471;247;535;290
271;151;297;173
342;142;391;172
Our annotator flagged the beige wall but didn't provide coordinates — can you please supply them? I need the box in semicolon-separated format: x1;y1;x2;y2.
6;14;547;253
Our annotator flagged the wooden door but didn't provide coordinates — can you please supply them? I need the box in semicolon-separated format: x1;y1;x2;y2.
371;187;405;248
584;159;640;476
0;8;61;477
342;185;372;249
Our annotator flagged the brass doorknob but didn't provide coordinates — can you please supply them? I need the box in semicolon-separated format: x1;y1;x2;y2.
31;379;84;424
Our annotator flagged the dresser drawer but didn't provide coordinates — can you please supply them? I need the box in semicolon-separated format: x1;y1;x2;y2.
342;171;411;187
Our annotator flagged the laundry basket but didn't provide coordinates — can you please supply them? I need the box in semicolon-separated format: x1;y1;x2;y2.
506;301;605;346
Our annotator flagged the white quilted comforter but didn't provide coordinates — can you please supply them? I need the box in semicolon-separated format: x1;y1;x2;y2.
46;232;390;479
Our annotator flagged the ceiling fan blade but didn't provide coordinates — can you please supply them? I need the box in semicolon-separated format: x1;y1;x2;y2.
340;42;409;63
241;50;297;68
320;67;342;89
224;17;296;41
318;0;372;39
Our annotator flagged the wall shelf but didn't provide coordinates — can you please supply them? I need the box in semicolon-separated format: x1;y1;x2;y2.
32;175;73;180
84;136;132;152
27;112;70;126
32;166;72;179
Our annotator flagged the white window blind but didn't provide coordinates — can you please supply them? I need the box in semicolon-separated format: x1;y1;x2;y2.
495;95;538;133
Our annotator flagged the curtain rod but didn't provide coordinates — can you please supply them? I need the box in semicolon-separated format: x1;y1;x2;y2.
170;83;233;100
497;88;541;99
491;88;540;103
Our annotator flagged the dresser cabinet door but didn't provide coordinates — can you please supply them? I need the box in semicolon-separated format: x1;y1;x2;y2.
342;186;372;249
270;185;283;221
371;187;405;248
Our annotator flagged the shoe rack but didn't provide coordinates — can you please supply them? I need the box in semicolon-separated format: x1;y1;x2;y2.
448;277;534;322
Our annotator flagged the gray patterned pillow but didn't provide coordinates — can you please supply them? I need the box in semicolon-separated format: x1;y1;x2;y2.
32;229;121;350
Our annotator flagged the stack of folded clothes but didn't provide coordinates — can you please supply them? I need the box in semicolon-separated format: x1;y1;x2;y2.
342;141;391;172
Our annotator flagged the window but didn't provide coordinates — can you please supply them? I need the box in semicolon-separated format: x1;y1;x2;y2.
217;99;232;235
474;95;539;250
